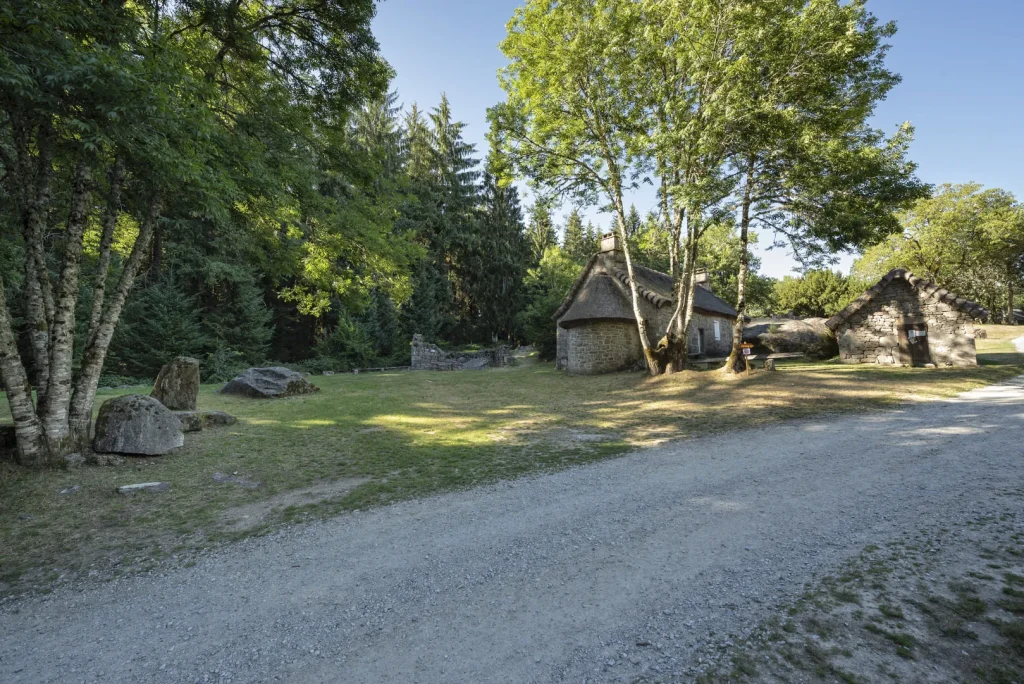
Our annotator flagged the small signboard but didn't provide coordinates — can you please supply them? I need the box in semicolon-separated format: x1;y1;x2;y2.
743;347;752;356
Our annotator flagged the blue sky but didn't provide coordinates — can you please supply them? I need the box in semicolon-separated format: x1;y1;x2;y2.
372;0;1024;278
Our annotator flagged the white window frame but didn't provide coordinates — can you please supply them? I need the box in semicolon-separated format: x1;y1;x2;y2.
713;320;721;341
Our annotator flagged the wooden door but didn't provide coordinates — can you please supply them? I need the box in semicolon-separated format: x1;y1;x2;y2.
900;323;932;366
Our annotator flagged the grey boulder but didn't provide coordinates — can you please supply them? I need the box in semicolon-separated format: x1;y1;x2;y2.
220;367;319;399
93;395;185;456
151;356;201;410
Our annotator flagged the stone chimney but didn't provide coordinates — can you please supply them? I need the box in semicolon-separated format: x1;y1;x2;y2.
599;232;622;254
695;268;711;291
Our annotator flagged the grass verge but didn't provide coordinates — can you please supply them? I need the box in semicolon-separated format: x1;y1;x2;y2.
1;326;1021;596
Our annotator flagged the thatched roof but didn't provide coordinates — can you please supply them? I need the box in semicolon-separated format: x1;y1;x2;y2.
826;269;989;331
553;253;738;327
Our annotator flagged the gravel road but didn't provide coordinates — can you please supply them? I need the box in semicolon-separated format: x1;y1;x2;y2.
2;374;1023;684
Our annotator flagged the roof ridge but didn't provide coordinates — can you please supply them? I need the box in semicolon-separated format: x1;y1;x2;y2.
825;269;989;330
610;265;673;308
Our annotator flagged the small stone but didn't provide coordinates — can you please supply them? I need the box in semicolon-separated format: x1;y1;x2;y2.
212;472;261;489
117;482;170;495
174;411;204;433
201;411;237;428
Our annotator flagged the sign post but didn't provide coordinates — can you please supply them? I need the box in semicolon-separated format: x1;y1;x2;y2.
740;343;754;376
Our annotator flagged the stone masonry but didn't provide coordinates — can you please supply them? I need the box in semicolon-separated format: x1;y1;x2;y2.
564;321;643;375
833;279;978;366
411;335;513;371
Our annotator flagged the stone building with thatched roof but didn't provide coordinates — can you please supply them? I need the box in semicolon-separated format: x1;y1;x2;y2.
553;235;738;374
826;269;988;367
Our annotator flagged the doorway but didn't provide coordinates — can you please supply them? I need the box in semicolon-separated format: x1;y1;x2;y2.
899;322;932;366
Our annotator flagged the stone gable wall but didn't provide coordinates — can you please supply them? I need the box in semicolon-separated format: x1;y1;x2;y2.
564;321;643;375
687;311;734;358
835;279;978;366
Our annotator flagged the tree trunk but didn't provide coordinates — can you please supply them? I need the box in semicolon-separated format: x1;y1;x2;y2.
68;195;161;445
725;165;754;374
663;207;700;372
0;278;47;465
20;127;56;405
39;162;92;456
612;194;658;375
1008;262;1017;325
85;159;124;348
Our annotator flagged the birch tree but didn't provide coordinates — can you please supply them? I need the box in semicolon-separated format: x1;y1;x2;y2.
0;0;390;465
718;0;927;373
492;0;664;372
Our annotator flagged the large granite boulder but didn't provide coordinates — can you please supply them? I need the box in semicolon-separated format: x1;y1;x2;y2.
93;395;185;456
151;357;201;411
220;367;319;399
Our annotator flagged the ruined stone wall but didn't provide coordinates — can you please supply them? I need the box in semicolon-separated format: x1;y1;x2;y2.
564;321;643;375
835;280;978;367
410;335;513;371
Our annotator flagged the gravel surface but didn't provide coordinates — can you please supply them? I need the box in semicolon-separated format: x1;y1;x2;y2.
2;374;1023;684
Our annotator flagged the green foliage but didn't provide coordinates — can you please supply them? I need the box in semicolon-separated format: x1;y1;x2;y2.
854;184;1024;320
772;270;861;318
107;279;211;380
519;247;582;359
472;170;531;342
314;313;377;371
698;224;776;315
527;203;558;263
562;209;589;264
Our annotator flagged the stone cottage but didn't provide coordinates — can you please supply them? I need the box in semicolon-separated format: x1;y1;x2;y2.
826;269;988;367
552;234;738;374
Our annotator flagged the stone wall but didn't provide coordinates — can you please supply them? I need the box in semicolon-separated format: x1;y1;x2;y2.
564;321;643;375
686;312;734;358
411;335;513;371
835;279;978;367
556;326;568;371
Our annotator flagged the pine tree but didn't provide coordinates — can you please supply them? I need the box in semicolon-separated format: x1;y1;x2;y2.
474;170;531;341
404;103;434;184
584;222;601;256
562;209;588;263
526;203;557;263
625;204;642;238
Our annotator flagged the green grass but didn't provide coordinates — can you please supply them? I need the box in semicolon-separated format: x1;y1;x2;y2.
1;331;1022;594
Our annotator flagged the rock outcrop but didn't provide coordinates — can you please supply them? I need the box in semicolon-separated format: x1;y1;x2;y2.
220;367;319;399
93;394;185;456
744;318;838;359
151;357;201;411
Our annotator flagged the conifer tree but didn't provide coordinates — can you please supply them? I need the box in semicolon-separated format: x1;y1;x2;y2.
526;203;557;263
474;169;531;341
562;209;588;263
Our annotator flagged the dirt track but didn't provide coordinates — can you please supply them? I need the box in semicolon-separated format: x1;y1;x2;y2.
2;375;1022;683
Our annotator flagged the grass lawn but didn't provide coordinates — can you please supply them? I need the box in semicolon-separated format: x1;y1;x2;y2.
1;325;1022;594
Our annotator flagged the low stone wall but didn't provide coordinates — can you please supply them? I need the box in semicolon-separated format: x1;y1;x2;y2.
410;335;513;371
835;279;978;366
564;320;642;375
